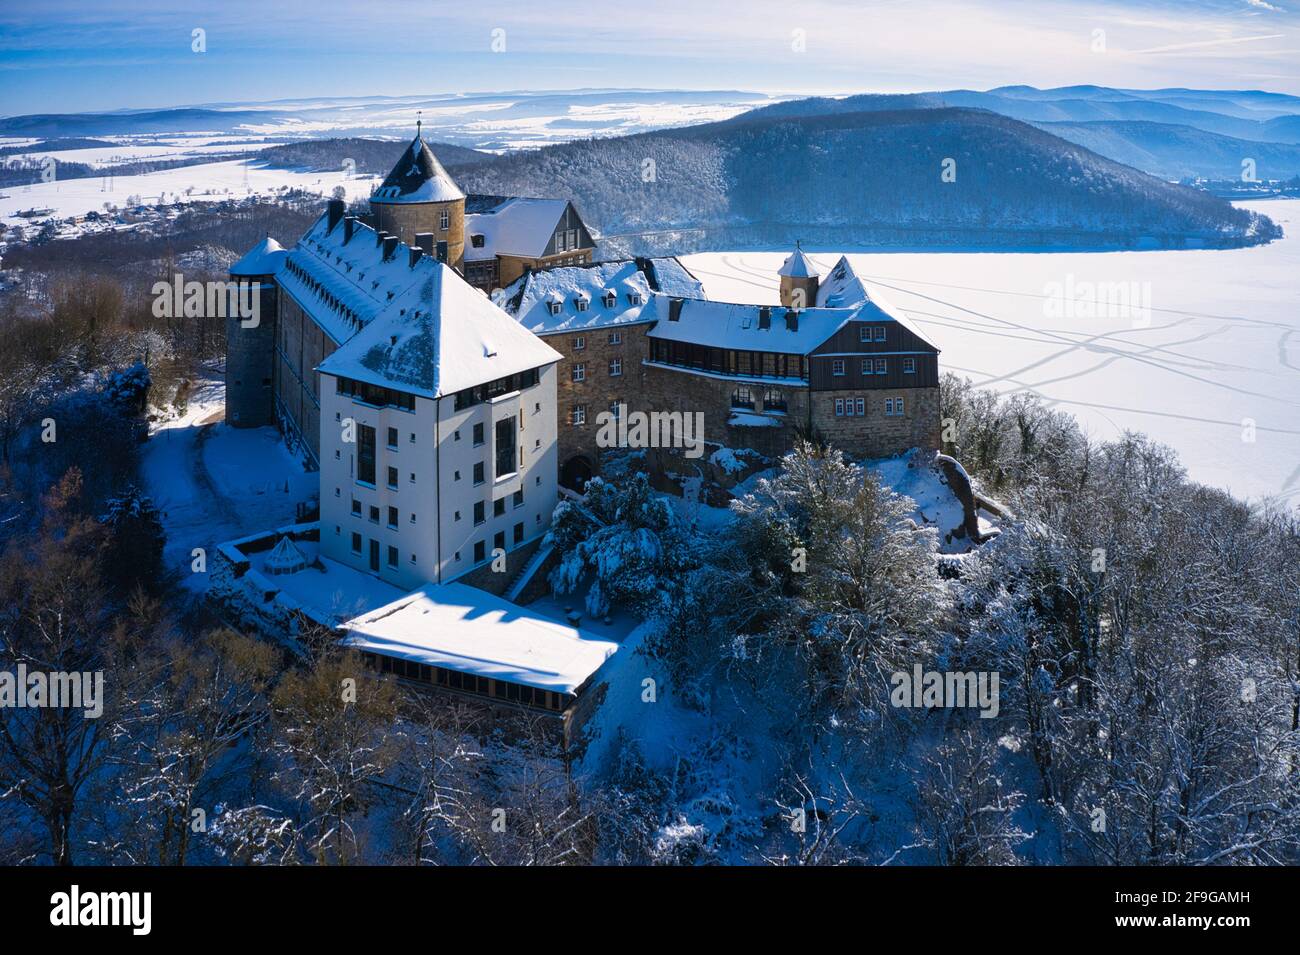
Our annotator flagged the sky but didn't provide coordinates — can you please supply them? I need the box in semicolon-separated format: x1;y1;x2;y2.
1;0;1298;116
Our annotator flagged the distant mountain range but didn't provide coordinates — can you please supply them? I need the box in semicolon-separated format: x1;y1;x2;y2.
452;106;1279;253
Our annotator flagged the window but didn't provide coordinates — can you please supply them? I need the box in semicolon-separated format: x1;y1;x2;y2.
731;386;754;409
472;422;484;446
844;398;857;417
572;363;586;383
513;522;524;544
387;506;398;528
495;417;517;477
855;397;865;416
763;388;786;412
409;512;416;524
571;404;586;426
608;401;622;421
357;424;376;484
609;330;622;345
409;432;416;444
575;297;589;312
474;541;486;563
547;300;562;316
474;501;485;525
386;545;398;568
494;498;506;518
835;398;845;416
874;326;887;342
860;358;871;376
410;553;417;564
602;291;617;308
386;427;398;449
409;472;415;483
369;505;380;523
859;325;871;342
627;292;642;306
513;488;524;508
574;336;586;351
885;397;905;416
875;358;887;375
453;469;461;481
494;531;505;552
387;466;398;489
351;499;361;516
832;359;845;377
609;357;622;377
439;209;450;231
473;462;485;485
351;532;362;554
903;357;916;374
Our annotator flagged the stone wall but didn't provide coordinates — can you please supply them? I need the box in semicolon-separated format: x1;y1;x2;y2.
810;385;941;458
224;281;277;428
372;199;465;270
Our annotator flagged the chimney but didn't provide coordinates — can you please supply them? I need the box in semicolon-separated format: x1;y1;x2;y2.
758;306;771;330
414;233;434;256
375;230;388;247
668;298;684;322
409;246;424;268
382;235;398;261
343;216;358;243
327;197;345;232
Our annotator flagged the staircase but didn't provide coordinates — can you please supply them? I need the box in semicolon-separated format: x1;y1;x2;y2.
505;542;555;603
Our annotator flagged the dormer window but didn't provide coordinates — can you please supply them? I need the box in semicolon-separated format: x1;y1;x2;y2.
602;290;617;308
627;292;642;306
471;234;485;248
547;299;563;316
575;296;589;312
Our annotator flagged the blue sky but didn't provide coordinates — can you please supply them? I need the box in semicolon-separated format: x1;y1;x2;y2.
1;0;1297;115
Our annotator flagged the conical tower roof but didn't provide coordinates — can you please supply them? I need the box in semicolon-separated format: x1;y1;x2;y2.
230;235;286;276
778;244;818;278
372;135;465;204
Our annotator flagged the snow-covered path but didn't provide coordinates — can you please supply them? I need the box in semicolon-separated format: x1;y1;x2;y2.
683;198;1300;506
142;371;316;590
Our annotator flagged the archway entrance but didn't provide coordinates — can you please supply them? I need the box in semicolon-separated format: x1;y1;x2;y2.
560;455;594;493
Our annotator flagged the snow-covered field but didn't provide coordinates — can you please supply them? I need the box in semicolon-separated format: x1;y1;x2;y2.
683;198;1300;506
0;158;378;227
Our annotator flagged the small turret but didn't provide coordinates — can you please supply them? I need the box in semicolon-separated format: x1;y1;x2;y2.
778;242;819;309
226;235;285;428
369;126;465;269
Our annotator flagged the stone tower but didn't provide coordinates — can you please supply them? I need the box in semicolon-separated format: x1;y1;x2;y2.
778;243;819;309
369;130;466;270
225;235;285;428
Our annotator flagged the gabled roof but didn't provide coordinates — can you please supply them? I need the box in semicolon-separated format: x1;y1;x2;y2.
464;196;584;260
778;246;818;278
817;255;940;350
494;257;705;334
317;257;561;399
230;235;286;276
370;135;464;204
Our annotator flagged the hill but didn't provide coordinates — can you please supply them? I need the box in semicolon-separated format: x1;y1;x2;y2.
451;106;1279;253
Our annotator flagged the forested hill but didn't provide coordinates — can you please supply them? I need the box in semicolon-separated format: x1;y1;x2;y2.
452;106;1280;253
257;138;491;174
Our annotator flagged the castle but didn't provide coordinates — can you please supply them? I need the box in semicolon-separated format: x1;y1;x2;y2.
225;133;942;599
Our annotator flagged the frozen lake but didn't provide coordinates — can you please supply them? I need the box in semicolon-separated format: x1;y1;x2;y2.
683;198;1300;506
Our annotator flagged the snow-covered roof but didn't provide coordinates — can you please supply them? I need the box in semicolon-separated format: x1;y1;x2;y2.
230;235;286;276
494;257;705;334
370;135;464;204
464;196;571;260
647;297;857;355
341;582;620;695
778;246;818;278
317;255;561;399
816;256;940;350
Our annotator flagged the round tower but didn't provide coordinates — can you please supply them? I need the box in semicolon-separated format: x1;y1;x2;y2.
778;242;820;309
369;129;465;270
226;235;285;428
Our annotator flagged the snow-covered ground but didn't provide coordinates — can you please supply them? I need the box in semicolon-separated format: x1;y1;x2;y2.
683;198;1300;506
0;158;378;228
141;371;317;590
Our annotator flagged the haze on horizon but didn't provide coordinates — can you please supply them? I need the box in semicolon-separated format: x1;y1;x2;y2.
0;0;1297;117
